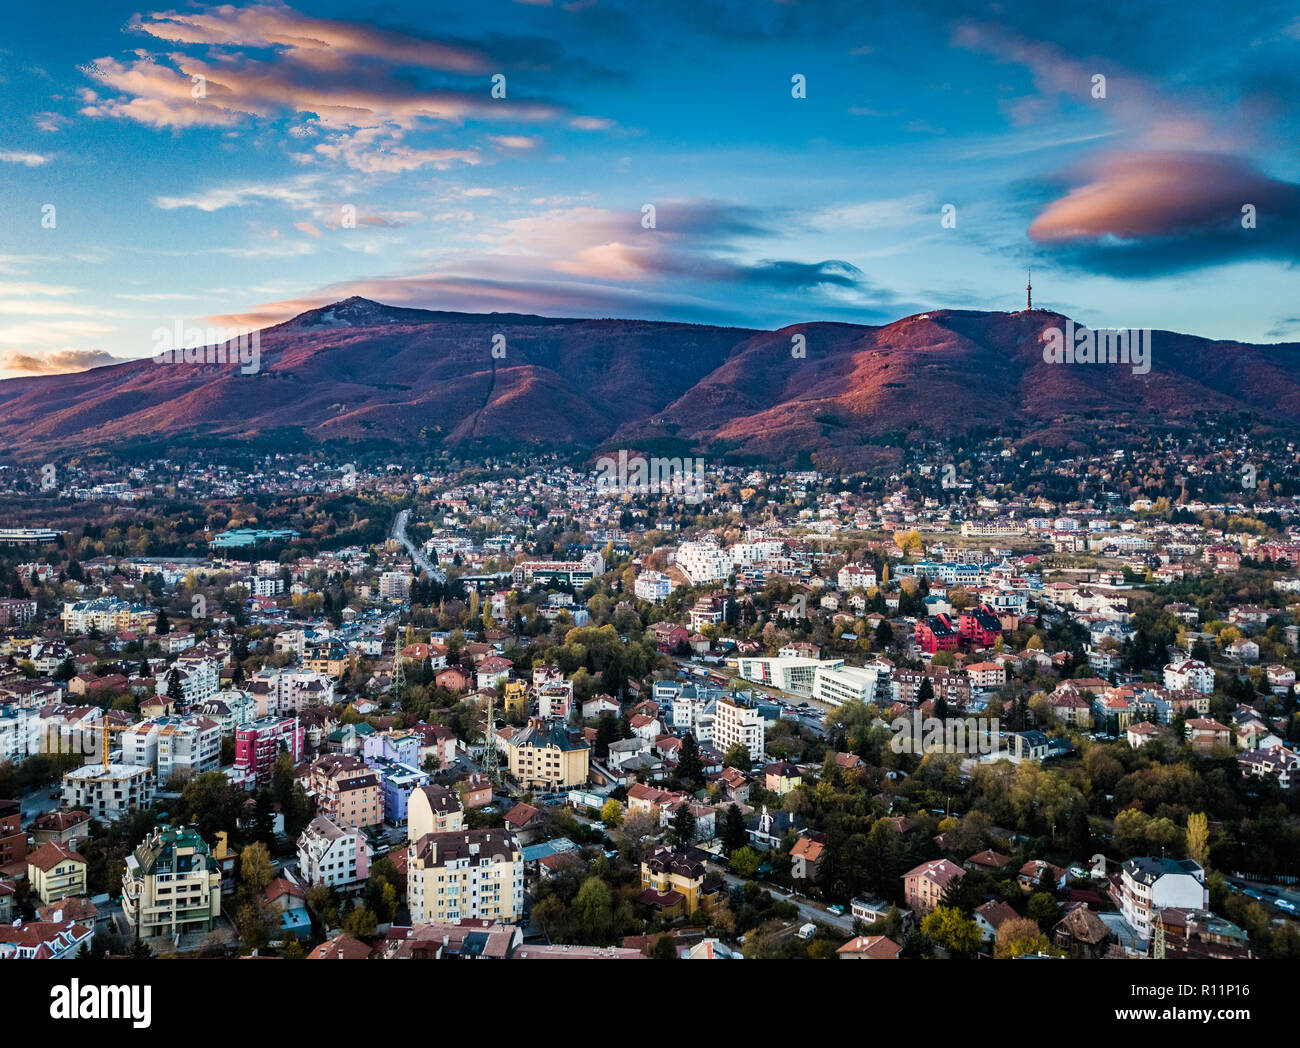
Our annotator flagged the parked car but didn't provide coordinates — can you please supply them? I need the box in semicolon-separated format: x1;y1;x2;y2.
827;904;845;916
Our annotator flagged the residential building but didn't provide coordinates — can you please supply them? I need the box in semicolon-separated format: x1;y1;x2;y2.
120;715;221;782
61;763;156;821
903;858;965;915
639;844;721;917
297;815;371;890
407;829;524;923
1114;857;1207;938
406;784;466;841
308;754;385;830
507;718;590;791
27;841;88;905
234;715;303;788
714;693;766;764
121;825;222;938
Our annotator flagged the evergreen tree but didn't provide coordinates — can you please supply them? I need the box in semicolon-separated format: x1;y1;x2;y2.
722;803;748;855
677;732;703;787
671;803;697;848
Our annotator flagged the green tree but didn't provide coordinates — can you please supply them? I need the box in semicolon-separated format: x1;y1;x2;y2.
730;845;761;879
677;732;703;787
921;905;982;955
600;799;623;827
724;743;751;770
239;841;274;894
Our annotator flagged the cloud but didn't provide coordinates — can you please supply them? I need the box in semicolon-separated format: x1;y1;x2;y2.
295;221;322;238
1028;150;1300;274
0;348;128;375
0;150;47;166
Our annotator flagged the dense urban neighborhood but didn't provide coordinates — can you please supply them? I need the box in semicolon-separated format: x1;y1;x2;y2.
1;426;1299;963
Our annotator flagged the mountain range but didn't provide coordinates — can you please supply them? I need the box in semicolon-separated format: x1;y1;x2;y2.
2;297;1299;470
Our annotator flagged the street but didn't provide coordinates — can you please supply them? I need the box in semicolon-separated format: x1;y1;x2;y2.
391;508;445;582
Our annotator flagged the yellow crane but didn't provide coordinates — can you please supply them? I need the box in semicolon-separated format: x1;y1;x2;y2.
94;719;133;768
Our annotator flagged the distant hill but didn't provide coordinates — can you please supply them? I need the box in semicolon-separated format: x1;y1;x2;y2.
2;296;1298;468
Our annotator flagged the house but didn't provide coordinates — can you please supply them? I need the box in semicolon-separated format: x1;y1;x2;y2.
639;844;722;917
903;859;965;915
973;900;1018;943
27;841;88;905
1053;904;1111;958
0;918;93;960
746;806;804;849
263;877;311;939
503;801;544;844
764;760;802;795
307;932;374;960
1238;745;1300;788
1185;718;1232;755
1126;721;1162;749
1018;859;1067;893
307;754;384;830
36;895;99;931
458;773;494;809
964;849;1012;873
790;835;824;882
836;935;901;959
1163;659;1214;694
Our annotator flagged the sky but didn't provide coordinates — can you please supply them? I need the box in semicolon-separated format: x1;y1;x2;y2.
0;0;1298;378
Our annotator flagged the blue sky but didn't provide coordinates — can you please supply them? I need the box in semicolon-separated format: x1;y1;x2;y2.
1;0;1298;377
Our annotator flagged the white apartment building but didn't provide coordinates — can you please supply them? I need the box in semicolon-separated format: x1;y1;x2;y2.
714;694;765;764
0;705;37;764
154;657;220;706
62;763;157;821
634;570;674;603
297;815;371;890
1116;857;1207;937
407;828;524;923
730;540;784;568
1163;659;1215;695
120;716;222;781
676;542;732;585
837;564;878;590
812;664;882;707
61;597;156;634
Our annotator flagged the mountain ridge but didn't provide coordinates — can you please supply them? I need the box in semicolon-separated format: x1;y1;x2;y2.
2;299;1298;469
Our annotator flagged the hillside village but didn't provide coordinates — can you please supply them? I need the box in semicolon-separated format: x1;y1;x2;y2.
2;428;1300;961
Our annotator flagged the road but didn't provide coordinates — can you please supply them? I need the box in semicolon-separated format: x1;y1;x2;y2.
1226;875;1300;916
708;863;855;934
391;508;445;582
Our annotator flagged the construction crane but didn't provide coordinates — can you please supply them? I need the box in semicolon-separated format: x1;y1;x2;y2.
93;719;133;768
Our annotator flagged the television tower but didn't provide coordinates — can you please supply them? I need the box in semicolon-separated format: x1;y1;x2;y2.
1026;267;1032;311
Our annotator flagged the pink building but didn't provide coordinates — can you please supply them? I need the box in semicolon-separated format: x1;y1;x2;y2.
236;715;303;787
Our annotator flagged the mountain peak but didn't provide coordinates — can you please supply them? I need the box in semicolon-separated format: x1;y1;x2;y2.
282;296;426;330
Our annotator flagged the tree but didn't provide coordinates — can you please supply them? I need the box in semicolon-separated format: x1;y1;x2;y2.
722;803;749;855
730;845;761;879
677;732;703;787
600;799;623;827
165;667;184;704
342;904;377;938
921;905;982;956
573;876;614;944
875;618;892;650
651;934;677;960
1026;892;1058;925
239;841;274;894
671;803;697;847
995;916;1051;958
724;743;751;770
1187;812;1210;869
